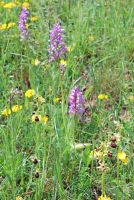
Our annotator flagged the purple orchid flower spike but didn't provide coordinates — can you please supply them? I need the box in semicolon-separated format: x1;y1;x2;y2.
18;8;29;40
68;86;85;115
48;23;67;62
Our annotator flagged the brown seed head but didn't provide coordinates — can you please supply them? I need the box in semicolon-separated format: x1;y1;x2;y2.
110;142;117;148
107;152;112;157
111;136;117;142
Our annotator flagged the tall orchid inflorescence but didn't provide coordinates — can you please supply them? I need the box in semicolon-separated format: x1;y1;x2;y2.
48;23;67;62
18;8;29;40
68;87;85;115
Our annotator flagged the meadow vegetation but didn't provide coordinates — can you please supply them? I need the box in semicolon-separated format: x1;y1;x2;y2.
0;0;134;199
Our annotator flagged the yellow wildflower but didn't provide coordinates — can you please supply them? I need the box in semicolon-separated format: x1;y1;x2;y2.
16;196;23;200
25;23;29;29
53;97;61;103
41;116;49;124
89;34;94;42
117;151;129;165
0;24;7;30
60;59;67;66
36;96;45;104
31;16;38;22
11;105;22;113
3;2;16;9
32;114;41;122
1;108;11;117
67;46;72;52
25;89;35;98
31;59;40;66
98;194;112;200
0;22;15;30
98;94;109;100
22;2;30;9
67;45;75;52
7;22;16;29
90;150;103;159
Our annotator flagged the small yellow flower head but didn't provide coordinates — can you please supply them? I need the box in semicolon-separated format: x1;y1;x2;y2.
0;24;7;30
22;2;30;9
117;151;129;165
98;194;112;200
0;22;15;30
1;108;11;117
16;196;23;200
7;22;16;29
36;96;45;104
98;94;109;100
25;89;35;98
60;59;67;66
31;59;40;66
53;97;61;103
25;23;29;29
11;105;22;113
67;45;75;52
67;46;72;52
3;2;16;9
90;150;103;160
41;116;49;124
89;35;94;42
31;16;38;22
32;114;42;122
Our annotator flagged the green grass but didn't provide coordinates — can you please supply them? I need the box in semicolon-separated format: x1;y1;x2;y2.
0;0;134;199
